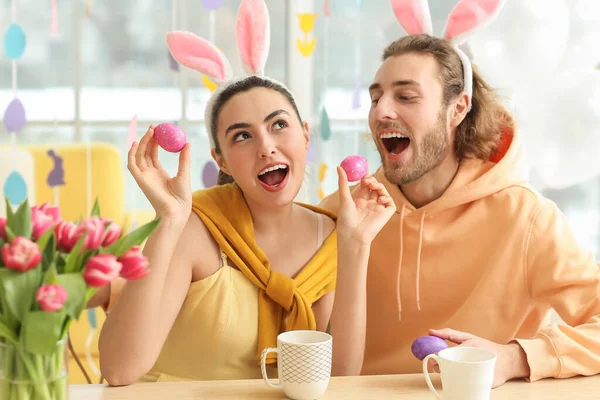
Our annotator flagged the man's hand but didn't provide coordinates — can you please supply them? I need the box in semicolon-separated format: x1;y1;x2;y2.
429;328;530;388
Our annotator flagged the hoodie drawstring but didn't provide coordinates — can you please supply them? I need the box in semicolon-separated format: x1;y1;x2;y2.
416;212;425;311
396;204;406;321
396;204;426;321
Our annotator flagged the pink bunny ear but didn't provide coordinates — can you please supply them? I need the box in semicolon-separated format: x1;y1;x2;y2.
236;0;270;76
442;0;505;45
391;0;433;36
166;31;233;82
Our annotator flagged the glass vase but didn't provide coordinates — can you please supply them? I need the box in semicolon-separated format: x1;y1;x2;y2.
0;338;68;400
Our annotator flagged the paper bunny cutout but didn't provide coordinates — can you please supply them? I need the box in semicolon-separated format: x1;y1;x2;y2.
167;0;277;148
391;0;506;111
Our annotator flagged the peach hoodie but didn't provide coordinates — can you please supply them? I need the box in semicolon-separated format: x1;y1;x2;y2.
321;120;600;382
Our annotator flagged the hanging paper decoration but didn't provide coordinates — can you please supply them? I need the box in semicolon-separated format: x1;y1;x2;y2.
168;51;179;71
127;115;138;149
85;0;92;19
356;0;362;7
296;14;317;57
352;76;361;110
3;98;26;133
324;0;331;17
50;0;58;37
202;161;218;188
46;149;65;187
318;163;327;200
4;171;27;205
306;137;316;163
320;107;331;141
203;0;223;10
85;309;100;376
4;23;26;59
202;75;218;92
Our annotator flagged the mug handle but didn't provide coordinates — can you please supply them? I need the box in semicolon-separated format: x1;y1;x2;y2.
261;347;281;388
422;354;441;399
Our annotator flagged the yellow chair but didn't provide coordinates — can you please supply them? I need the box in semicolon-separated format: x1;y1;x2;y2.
3;142;154;384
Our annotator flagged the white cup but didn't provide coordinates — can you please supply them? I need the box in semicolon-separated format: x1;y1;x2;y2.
422;347;497;400
261;330;332;400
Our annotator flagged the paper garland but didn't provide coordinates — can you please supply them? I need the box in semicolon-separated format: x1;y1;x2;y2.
50;0;58;37
85;0;92;19
127;115;138;150
46;149;65;187
318;163;327;200
4;23;26;59
352;76;361;110
3;1;27;136
306;137;316;163
168;51;179;71
3;98;25;132
320;107;331;141
203;0;223;10
4;171;27;204
202;161;218;188
297;14;317;57
202;75;218;92
324;0;331;17
85;309;100;377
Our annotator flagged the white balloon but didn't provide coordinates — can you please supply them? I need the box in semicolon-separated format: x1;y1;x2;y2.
525;69;600;189
559;0;600;70
468;0;570;93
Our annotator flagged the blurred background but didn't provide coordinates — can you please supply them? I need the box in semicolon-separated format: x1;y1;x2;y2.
0;0;599;258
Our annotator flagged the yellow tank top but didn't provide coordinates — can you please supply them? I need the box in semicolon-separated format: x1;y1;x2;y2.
139;213;328;382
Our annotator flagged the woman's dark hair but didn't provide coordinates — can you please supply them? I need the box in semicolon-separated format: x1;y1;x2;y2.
210;76;302;185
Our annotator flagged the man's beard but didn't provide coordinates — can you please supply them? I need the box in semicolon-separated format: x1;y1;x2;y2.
379;110;450;185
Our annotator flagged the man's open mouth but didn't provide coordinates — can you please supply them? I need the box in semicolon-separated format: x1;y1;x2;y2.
381;132;410;155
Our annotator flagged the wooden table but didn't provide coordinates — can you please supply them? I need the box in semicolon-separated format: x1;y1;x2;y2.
70;373;600;399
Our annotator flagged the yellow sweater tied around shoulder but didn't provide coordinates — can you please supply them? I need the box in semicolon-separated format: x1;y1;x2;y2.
191;184;337;364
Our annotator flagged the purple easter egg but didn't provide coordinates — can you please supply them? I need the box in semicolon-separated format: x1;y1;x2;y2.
340;155;368;182
411;336;448;360
202;161;218;188
154;122;186;153
3;98;26;132
202;0;223;10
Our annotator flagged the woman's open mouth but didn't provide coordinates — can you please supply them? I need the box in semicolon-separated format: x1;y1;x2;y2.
257;164;289;192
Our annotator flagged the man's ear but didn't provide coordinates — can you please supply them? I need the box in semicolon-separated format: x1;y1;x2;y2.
450;93;470;128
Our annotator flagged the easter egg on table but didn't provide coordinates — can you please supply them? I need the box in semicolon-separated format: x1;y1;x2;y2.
154;123;187;153
340;155;368;182
411;335;448;360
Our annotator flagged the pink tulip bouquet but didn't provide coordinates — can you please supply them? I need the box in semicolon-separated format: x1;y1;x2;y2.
0;199;159;400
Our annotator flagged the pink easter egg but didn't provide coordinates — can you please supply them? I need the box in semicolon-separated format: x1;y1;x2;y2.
154;122;187;153
340;155;368;182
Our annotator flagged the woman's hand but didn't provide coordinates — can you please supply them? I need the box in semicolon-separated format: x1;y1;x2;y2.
335;167;396;245
128;125;192;222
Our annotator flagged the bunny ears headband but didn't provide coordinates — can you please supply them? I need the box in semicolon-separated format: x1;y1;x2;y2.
167;0;284;149
391;0;506;111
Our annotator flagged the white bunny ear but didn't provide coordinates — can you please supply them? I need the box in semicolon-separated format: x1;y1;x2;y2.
391;0;433;36
166;31;233;83
442;0;505;45
236;0;270;76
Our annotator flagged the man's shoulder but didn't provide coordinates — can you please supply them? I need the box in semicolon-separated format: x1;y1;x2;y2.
318;191;340;215
317;183;362;215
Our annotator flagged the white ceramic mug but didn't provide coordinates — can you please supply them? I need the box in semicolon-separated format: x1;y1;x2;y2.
261;330;332;400
422;347;497;400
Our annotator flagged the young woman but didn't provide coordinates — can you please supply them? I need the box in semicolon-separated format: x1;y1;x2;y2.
93;0;395;386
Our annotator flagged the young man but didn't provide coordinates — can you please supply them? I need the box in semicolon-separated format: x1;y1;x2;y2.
324;34;600;388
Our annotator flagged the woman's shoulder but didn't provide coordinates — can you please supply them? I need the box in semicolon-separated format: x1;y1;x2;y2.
296;203;336;240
